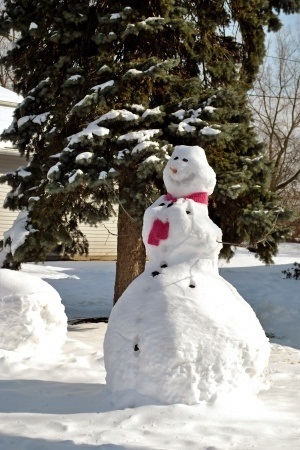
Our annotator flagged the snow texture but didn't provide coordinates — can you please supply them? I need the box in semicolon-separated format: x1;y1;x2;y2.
17;167;31;178
99;109;139;122
17;115;32;128
17;111;50;127
91;80;114;92
178;121;196;133
132;140;159;154
200;126;221;136
203;105;216;113
67;74;82;81
142;106;161;118
0;269;67;355
68;169;83;183
66;119;110;147
75;151;93;162
32;112;50;124
126;68;143;75
172;109;186;119
142;155;160;164
1;209;35;256
118;129;160;143
131;103;145;112
110;13;121;20
47;162;61;180
104;145;270;406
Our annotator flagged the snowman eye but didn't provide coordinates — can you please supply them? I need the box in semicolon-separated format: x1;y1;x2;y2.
183;158;188;162
174;156;179;160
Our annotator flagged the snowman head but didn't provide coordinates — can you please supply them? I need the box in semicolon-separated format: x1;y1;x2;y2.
163;145;216;198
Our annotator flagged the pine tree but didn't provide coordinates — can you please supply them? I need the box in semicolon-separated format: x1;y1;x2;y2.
0;1;299;300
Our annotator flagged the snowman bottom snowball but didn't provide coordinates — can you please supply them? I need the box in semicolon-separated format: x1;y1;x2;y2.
104;260;270;406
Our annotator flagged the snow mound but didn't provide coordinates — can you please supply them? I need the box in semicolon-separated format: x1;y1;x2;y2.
0;269;67;356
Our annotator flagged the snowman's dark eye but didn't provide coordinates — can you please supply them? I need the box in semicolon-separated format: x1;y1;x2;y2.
174;156;179;160
183;158;188;162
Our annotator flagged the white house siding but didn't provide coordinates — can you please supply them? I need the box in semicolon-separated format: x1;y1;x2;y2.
0;151;118;259
0;151;27;238
0;88;24;239
79;217;118;260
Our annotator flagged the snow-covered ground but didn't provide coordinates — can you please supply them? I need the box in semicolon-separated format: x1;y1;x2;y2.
0;243;299;449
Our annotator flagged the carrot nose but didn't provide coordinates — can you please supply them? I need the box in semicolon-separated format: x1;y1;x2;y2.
170;166;177;174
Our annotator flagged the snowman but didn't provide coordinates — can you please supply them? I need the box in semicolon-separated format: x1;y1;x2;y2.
104;145;270;406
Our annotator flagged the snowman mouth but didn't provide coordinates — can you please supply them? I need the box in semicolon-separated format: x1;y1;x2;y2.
169;171;196;184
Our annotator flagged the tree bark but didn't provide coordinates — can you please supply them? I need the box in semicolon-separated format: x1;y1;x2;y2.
113;199;146;304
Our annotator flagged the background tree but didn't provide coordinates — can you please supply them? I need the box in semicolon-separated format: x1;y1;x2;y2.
249;25;300;239
0;0;15;87
0;1;299;302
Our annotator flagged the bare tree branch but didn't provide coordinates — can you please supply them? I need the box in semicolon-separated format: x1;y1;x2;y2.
276;168;300;191
248;25;300;204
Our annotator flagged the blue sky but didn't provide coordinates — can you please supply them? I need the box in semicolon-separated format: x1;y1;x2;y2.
280;11;300;28
266;12;300;57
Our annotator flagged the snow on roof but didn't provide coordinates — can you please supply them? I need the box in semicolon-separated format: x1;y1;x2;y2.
0;86;23;105
0;104;16;148
0;104;14;134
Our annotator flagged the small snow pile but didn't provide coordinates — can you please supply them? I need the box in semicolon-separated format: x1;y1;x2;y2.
0;269;67;356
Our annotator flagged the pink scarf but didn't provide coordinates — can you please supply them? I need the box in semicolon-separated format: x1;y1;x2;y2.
165;191;208;205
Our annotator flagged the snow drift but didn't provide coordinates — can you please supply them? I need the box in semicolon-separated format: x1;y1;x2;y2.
0;269;67;355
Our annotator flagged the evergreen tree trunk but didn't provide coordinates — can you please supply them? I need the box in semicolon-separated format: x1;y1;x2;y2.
113;175;146;303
